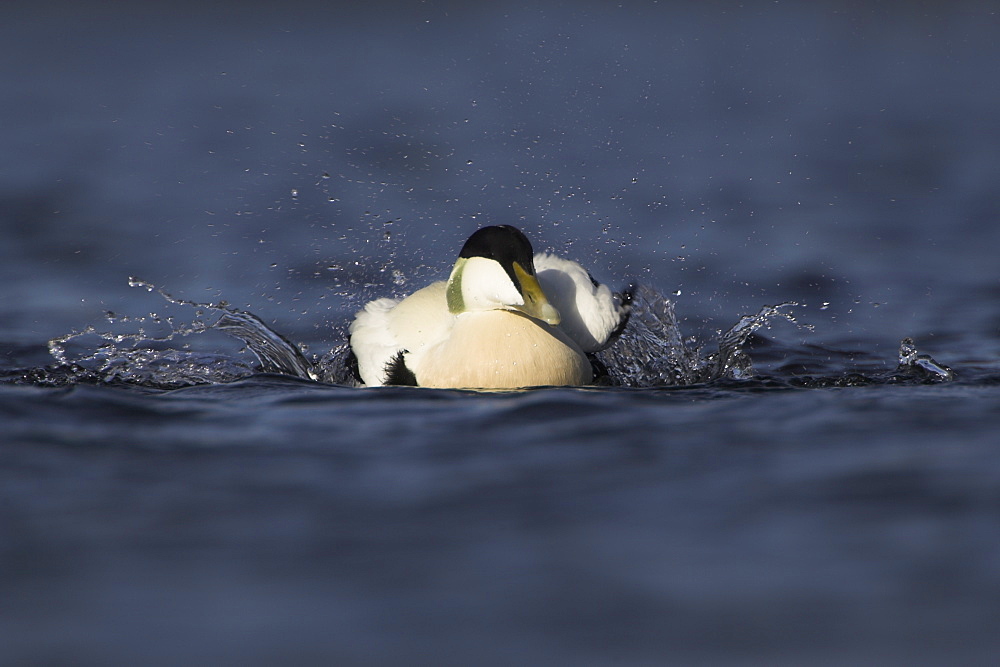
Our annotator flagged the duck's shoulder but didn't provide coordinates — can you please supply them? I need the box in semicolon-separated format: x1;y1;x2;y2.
349;281;453;386
390;280;447;321
349;296;399;342
387;280;451;346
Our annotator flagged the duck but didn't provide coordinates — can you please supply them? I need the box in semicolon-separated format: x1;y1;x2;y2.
348;225;631;389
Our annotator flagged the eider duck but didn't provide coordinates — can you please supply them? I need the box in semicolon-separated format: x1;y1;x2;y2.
349;225;631;389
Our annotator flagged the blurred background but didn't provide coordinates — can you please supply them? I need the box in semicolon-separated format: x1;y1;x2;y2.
3;0;998;358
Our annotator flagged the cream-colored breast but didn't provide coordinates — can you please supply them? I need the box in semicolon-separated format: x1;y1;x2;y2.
409;310;592;389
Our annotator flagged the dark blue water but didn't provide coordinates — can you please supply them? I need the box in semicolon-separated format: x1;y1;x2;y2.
3;1;1000;664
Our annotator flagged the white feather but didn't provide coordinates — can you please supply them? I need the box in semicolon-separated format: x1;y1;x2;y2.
534;253;627;353
348;297;401;386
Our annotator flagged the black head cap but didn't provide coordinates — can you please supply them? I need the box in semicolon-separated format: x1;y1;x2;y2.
457;225;537;282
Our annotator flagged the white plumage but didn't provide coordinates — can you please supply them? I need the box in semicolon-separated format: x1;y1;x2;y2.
534;253;627;354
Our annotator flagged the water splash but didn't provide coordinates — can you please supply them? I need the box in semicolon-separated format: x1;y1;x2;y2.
47;278;273;387
596;285;705;386
313;340;359;386
596;285;803;387
41;277;949;391
44;277;364;389
894;337;954;382
215;311;314;380
706;301;803;381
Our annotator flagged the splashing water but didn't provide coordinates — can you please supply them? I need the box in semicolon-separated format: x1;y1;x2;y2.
895;336;955;382
42;277;361;388
215;311;314;379
596;285;703;386
707;301;805;380
596;285;803;387
211;310;359;385
39;277;952;390
46;279;266;387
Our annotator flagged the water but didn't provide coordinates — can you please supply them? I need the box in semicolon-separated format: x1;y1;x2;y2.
4;1;1000;664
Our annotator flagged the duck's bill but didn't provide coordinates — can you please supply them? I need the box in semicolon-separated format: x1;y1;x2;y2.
513;262;561;325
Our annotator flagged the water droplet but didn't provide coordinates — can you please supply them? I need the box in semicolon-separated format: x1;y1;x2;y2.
898;337;918;365
128;277;154;291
